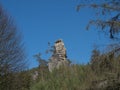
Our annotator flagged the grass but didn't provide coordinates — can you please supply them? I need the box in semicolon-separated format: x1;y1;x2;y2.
30;64;97;90
30;54;120;90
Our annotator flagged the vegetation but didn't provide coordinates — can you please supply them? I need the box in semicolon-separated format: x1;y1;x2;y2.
0;5;30;90
1;0;120;90
77;0;120;39
30;47;120;90
30;0;120;90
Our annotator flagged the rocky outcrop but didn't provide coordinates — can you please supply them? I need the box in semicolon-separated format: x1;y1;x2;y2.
48;39;69;72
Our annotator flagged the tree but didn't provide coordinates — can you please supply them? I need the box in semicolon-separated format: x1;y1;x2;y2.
90;49;101;73
90;49;114;74
33;53;48;81
34;53;48;67
77;0;120;39
0;5;27;90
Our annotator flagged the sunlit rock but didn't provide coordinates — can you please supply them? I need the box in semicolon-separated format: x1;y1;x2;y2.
48;39;69;72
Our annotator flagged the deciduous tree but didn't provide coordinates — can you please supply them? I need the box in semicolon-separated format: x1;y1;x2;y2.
77;0;120;39
0;5;27;90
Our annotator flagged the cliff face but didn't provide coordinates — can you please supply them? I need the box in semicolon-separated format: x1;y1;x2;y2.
48;39;69;72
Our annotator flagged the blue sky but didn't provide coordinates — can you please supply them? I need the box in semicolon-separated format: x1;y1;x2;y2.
0;0;113;68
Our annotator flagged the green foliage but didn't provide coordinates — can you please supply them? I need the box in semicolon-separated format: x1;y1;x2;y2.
0;70;31;90
90;49;114;74
30;48;120;90
30;65;95;90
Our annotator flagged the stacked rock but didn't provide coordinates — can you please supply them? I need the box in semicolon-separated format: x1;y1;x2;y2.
48;39;69;72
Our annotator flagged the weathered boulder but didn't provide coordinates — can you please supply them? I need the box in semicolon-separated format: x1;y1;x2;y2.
48;39;69;72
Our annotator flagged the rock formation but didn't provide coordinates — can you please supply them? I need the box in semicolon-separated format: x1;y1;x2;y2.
48;39;69;72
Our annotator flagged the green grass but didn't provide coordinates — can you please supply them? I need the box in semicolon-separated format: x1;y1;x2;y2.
30;55;120;90
30;65;96;90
